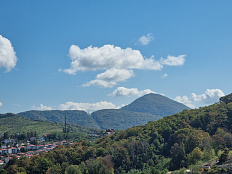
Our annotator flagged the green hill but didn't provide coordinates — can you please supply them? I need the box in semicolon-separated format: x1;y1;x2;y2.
91;109;162;130
0;113;99;136
17;110;100;129
17;94;190;131
121;93;190;116
4;93;232;174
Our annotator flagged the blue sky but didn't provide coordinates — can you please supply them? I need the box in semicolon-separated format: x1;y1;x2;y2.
0;1;232;113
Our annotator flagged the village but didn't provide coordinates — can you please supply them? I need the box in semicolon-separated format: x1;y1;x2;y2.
0;129;115;166
0;135;68;165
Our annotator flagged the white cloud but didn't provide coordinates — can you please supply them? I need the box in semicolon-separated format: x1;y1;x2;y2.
62;44;186;87
33;104;53;111
175;89;225;108
138;33;154;45
0;35;18;72
160;55;185;66
64;45;163;74
175;96;196;108
109;87;155;97
59;101;116;113
0;102;2;107
83;68;134;88
191;89;224;104
161;73;168;78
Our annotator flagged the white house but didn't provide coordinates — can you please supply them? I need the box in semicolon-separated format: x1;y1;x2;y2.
8;147;17;154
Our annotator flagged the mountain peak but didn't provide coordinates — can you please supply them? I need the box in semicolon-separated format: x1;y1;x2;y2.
121;93;190;116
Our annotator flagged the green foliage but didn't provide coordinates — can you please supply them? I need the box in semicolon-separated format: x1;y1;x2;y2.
219;147;229;164
92;109;162;130
121;93;190;116
0;113;100;136
65;165;82;174
4;94;232;173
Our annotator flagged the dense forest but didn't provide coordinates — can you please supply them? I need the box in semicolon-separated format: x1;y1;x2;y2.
2;93;232;174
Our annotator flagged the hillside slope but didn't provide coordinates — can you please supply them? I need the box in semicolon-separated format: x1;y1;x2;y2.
17;94;190;130
5;93;232;174
91;109;162;130
18;110;100;129
121;93;190;116
0;113;99;136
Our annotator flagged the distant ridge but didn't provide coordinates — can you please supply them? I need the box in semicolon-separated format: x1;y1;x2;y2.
18;110;100;129
17;93;190;130
121;93;190;116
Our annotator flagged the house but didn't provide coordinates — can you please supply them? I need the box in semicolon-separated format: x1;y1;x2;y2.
1;145;7;149
44;148;51;152
45;144;53;148
53;142;60;146
8;147;17;154
51;145;57;149
30;137;36;141
18;146;26;152
0;149;8;155
26;151;34;155
0;160;4;165
36;150;43;154
37;145;44;149
60;140;67;145
3;139;10;144
105;129;115;135
4;157;12;163
27;144;36;150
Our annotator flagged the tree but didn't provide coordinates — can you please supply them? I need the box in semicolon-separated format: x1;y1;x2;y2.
46;164;62;174
219;148;229;164
65;165;82;174
187;147;203;165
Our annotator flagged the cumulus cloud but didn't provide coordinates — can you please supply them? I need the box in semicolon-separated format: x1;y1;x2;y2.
109;87;155;97
191;89;225;104
62;44;186;87
83;68;134;88
160;55;185;66
175;96;196;108
0;35;18;72
0;102;2;107
59;101;116;113
64;45;163;74
175;89;225;108
33;104;53;110
138;33;154;45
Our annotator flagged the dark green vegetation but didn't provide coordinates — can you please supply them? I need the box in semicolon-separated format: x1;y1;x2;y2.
17;93;189;130
121;93;190;116
91;109;162;130
0;113;99;137
3;93;232;174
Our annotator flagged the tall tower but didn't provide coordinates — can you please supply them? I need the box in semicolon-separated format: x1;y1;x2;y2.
64;113;67;133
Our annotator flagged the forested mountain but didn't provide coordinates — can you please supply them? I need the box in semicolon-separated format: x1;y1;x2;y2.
91;109;162;130
18;110;100;129
0;113;99;136
3;93;232;174
121;93;190;116
17;93;189;130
